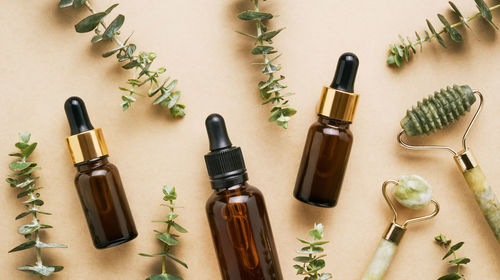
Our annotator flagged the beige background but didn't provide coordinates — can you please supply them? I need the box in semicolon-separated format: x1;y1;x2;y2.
1;0;500;279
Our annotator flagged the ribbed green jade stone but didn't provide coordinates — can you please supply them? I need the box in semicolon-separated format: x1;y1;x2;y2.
394;175;432;209
400;85;475;137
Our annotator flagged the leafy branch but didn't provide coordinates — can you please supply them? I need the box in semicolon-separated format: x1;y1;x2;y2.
140;186;188;280
58;0;185;117
6;133;67;278
434;234;470;280
237;0;297;129
293;224;332;280
387;0;500;68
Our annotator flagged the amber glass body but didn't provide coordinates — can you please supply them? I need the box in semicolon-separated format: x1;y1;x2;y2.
206;182;283;280
294;115;353;207
74;156;137;249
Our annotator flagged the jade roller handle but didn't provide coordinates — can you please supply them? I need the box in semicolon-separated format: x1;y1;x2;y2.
456;150;500;242
362;223;404;280
362;239;397;280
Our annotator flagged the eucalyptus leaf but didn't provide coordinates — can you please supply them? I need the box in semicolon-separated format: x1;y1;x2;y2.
17;265;55;276
18;224;40;234
122;60;140;69
438;273;463;280
9;241;36;253
438;14;462;42
475;0;497;28
103;15;125;40
449;257;470;265
164;251;188;268
259;28;284;41
237;11;273;21
75;12;107;33
104;3;119;15
19;132;30;143
10;161;31;171
251;46;276;55
156;233;179;245
147;274;183;280
426;19;447;48
72;0;85;8
58;0;74;8
102;48;120;58
15;212;31;220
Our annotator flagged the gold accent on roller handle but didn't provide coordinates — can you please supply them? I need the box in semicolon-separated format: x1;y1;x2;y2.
454;149;478;171
383;222;406;245
66;128;109;165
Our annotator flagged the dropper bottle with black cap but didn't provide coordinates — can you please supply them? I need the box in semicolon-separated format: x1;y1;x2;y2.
204;114;283;280
293;53;360;208
64;96;137;249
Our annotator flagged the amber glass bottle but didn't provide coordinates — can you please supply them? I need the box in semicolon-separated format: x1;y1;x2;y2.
294;53;360;208
65;97;137;249
204;114;283;280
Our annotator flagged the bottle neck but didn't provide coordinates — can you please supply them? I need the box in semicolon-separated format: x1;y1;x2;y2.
76;156;109;172
214;182;247;194
317;114;351;128
210;171;248;190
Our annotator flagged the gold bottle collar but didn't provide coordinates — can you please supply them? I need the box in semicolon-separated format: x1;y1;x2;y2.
66;128;109;165
316;86;359;122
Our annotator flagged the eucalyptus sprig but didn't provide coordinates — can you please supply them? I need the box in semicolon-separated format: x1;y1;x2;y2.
6;132;67;278
293;223;332;280
58;0;185;117
237;0;297;129
140;186;188;280
387;0;500;68
434;234;470;280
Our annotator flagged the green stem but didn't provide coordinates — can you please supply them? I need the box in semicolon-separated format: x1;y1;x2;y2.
83;1;159;89
161;243;167;274
415;4;500;47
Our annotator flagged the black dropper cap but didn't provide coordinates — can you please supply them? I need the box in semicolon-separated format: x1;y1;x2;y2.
330;52;359;93
64;97;94;135
204;114;248;189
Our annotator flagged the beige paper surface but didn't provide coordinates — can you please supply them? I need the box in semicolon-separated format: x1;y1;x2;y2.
1;0;499;279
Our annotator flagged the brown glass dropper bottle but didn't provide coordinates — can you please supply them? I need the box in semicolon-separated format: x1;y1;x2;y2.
293;53;360;208
204;114;283;280
64;97;137;249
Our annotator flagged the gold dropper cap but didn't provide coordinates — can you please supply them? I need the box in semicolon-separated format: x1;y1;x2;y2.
317;52;360;122
64;97;109;165
66;128;109;165
317;87;359;122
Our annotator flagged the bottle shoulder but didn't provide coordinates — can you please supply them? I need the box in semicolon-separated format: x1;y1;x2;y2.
309;119;353;138
76;158;119;175
206;184;263;207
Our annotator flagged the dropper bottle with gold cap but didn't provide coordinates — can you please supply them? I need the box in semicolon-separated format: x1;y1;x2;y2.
293;53;360;208
65;96;137;249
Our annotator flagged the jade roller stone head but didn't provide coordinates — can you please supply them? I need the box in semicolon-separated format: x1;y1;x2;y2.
362;176;439;280
398;85;500;243
400;85;476;137
393;175;432;209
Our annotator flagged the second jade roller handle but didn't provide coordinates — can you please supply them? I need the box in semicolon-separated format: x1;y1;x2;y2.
64;97;137;249
204;114;283;280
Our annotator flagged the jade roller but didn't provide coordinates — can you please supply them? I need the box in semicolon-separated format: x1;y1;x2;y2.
362;175;439;280
397;85;500;243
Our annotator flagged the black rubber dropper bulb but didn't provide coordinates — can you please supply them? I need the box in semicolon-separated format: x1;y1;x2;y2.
330;52;359;93
64;97;94;135
206;113;232;151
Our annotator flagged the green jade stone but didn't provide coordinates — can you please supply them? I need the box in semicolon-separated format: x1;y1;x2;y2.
394;175;432;209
